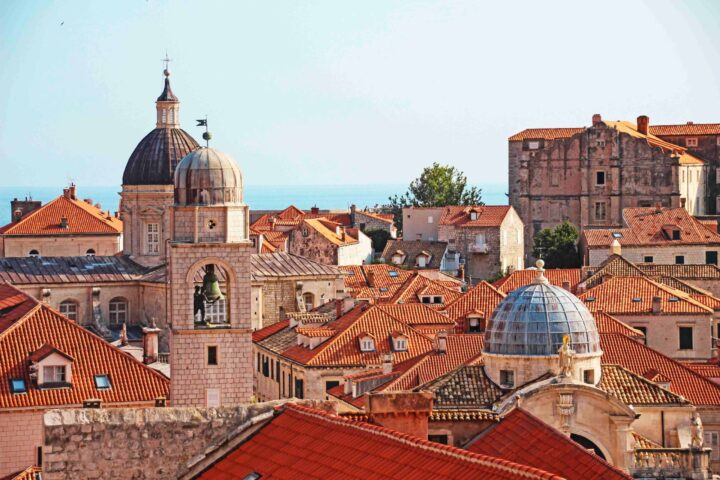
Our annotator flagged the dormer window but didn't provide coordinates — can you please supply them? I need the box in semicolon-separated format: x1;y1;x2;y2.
9;378;27;394
470;212;478;221
29;250;39;258
391;333;408;352
30;344;73;388
672;230;681;240
43;365;67;383
94;374;111;390
359;335;375;352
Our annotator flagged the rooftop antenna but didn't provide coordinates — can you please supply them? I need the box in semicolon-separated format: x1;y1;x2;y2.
196;116;211;147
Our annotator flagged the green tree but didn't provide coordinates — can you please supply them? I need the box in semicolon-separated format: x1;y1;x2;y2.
379;163;483;230
364;229;391;253
532;221;581;268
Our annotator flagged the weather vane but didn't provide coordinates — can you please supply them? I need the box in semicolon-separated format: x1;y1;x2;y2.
196;116;211;147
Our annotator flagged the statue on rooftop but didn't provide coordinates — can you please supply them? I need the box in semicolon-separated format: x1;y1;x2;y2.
691;412;704;450
558;335;576;379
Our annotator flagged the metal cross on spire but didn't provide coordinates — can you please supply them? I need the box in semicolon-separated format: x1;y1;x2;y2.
162;52;172;75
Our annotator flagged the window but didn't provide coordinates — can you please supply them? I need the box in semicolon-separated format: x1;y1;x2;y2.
207;346;218;366
303;292;315;311
256;352;260;373
302;228;309;237
417;255;427;268
270;359;274;380
686;138;698;147
94;374;111;389
427;215;434;224
262;356;269;377
43;365;66;384
433;296;442;304
29;249;39;257
499;370;514;388
85;249;95;257
146;223;160;254
275;360;280;381
595;171;606;186
325;380;340;392
359;337;375;352
205;298;227;324
635;326;648;345
422;297;431;304
707;251;718;266
679;327;694;350
583;369;595;384
393;337;408;352
468;317;482;333
470;212;478;221
206;388;220;407
108;298;128;325
611;232;623;238
594;202;607;221
388;270;399;278
704;431;720;461
294;378;304;399
643;256;653;263
527;140;541;150
59;300;78;321
9;378;26;394
675;255;685;265
672;230;681;240
428;434;449;445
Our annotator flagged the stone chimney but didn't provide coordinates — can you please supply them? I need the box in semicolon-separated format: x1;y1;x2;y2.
270;217;276;231
652;296;662;314
367;391;433;439
610;239;622;256
63;184;77;200
350;204;357;226
436;331;448;354
142;326;161;364
311;205;320;215
381;353;393;375
637;115;649;135
562;281;571;291
367;270;376;288
592;114;603;126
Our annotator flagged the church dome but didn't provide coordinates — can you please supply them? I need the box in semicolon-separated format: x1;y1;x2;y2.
484;262;600;356
174;147;243;206
122;128;200;185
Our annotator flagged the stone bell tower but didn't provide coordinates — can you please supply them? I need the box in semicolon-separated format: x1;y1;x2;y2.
167;145;253;407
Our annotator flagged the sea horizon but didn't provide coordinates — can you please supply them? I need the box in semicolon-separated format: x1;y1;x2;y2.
0;182;508;226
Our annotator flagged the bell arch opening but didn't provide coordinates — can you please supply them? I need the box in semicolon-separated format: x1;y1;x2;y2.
570;433;606;460
191;262;229;328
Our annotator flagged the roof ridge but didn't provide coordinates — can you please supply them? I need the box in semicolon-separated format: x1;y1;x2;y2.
282;404;563;479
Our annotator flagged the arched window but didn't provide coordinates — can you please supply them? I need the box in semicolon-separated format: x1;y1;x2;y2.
29;250;40;258
86;249;96;257
303;292;315;311
59;300;79;321
109;297;128;325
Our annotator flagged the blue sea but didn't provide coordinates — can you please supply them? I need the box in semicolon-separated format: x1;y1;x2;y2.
0;183;508;226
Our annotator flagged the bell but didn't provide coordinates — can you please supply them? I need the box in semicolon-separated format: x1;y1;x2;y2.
202;265;224;303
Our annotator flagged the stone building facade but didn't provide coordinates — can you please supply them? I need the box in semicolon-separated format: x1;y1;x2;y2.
288;219;372;266
509;114;706;257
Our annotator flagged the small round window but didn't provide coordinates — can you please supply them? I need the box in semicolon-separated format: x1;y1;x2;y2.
208;220;217;230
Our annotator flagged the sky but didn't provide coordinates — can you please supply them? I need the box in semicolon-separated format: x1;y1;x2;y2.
1;0;720;189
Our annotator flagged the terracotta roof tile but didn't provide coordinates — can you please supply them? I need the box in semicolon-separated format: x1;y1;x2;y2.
650;123;720;136
579;276;713;314
439;205;511;227
0;195;122;235
424;364;503;409
508;128;585;141
468;408;631;480
1;466;42;480
638;263;720;280
632;432;662;449
442;281;505;323
593;312;644;338
599;364;689;406
681;362;720;380
197;403;562;480
388;273;462;306
493;268;581;294
375;304;455;326
381;240;447;269
600;333;720;405
0;284;169;408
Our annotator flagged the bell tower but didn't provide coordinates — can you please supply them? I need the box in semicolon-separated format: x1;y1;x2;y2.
168;145;253;407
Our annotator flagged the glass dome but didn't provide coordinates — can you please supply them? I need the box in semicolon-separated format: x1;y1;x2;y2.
484;280;600;356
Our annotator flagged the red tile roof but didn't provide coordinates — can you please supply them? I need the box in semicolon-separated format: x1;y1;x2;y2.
0;195;122;235
650;123;720;136
302;218;360;246
600;333;720;405
508;128;585;141
375;304;455;326
0;284;169;409
442;281;505;322
493;268;581;294
197;403;562;480
252;320;291;342
579;276;713;314
681;362;720;380
467;408;631;480
251;205;353;233
439;205;511;227
388;273;462;307
582;207;720;248
593;312;644;338
1;466;42;480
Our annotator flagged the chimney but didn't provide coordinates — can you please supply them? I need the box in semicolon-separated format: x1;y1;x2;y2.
592;114;602;126
68;183;77;200
311;205;320;215
610;239;622;256
637;115;649;135
60;216;69;229
367;392;433;439
10;198;41;222
652;296;662;314
436;331;448;354
458;263;465;280
367;270;376;288
381;353;393;375
350;204;357;226
142;326;161;364
270;217;276;231
562;281;571;291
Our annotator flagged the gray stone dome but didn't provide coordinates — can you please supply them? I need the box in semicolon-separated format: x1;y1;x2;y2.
123;128;200;186
484;270;600;356
174;147;243;206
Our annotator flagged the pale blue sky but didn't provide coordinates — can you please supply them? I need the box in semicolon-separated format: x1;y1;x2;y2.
1;0;720;188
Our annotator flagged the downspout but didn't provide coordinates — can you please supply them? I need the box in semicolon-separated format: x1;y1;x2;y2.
661;410;666;447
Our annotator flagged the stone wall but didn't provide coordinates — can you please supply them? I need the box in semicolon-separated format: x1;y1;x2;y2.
120;184;173;267
41;400;332;480
288;226;337;265
586;245;718;267
1;234;121;258
616;313;714;360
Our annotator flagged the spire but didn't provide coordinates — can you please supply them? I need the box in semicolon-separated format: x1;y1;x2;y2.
155;56;180;128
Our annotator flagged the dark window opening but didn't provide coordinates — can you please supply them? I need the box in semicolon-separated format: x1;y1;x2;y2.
294;378;304;399
635;326;648;345
256;352;261;372
643;256;653;263
596;171;605;186
207;346;218;366
262;357;269;377
672;230;681;240
675;255;685;265
571;434;605;460
583;369;595;384
428;434;449;445
275;361;280;382
707;251;718;266
679;327;694;350
325;380;340;392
